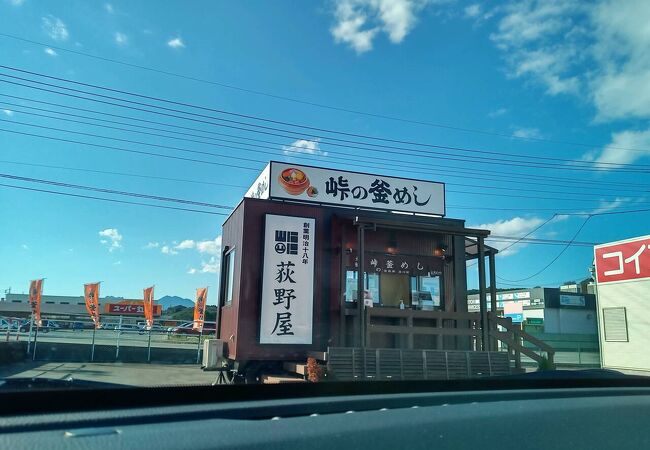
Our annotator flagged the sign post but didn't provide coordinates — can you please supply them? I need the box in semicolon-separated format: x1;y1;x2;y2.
26;314;34;354
147;328;152;363
115;315;123;360
90;325;96;362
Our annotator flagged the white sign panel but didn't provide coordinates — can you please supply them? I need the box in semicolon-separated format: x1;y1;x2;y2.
259;214;315;344
245;163;270;200
559;294;586;307
258;161;445;216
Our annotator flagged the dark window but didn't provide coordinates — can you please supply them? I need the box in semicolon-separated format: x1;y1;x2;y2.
224;249;236;306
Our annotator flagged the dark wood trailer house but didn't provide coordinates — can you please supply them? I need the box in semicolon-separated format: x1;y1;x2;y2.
215;162;553;382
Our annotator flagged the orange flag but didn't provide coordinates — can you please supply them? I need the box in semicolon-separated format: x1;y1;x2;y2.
84;283;101;328
193;287;208;331
143;286;154;329
29;279;44;327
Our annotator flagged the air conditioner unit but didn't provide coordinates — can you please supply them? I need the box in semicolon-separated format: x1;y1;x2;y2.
203;339;228;370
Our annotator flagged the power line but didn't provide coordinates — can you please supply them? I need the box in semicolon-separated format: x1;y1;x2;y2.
0;159;249;189
0;127;262;172
2;70;649;173
0;182;228;216
5;80;650;188
468;215;560;268
0;42;648;155
0;173;233;210
497;215;593;282
4;101;650;200
4;158;648;216
6;119;650;207
0;172;614;248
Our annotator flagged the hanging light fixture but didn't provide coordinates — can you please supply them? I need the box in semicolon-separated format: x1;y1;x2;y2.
386;231;398;254
433;243;447;258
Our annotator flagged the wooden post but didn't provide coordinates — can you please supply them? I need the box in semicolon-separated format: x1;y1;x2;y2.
407;312;414;349
477;237;488;351
489;251;498;351
357;224;366;348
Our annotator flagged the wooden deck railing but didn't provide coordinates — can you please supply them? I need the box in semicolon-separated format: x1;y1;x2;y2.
361;308;555;368
488;313;555;368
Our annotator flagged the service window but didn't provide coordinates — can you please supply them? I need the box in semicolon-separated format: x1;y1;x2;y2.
345;271;379;304
223;249;236;306
410;275;442;310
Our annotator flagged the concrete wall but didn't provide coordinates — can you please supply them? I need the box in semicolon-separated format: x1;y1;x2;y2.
544;308;597;334
598;278;650;372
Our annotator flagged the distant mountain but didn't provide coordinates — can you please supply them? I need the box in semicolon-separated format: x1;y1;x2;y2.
157;295;194;310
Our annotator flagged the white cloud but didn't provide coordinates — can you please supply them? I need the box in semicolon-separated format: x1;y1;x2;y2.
21;243;28;250
44;47;57;57
167;37;185;49
42;15;69;41
113;260;122;266
144;242;159;249
187;268;197;275
593;128;650;167
512;127;542;139
104;3;114;13
175;239;196;250
565;196;643;217
114;32;128;46
488;107;507;118
199;256;220;273
471;216;544;256
330;0;435;53
196;236;222;255
283;138;328;157
2;109;13;116
161;245;178;255
7;0;25;6
99;228;123;252
464;3;481;17
491;0;650;166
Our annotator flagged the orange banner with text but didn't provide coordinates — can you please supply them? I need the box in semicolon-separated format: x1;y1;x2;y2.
143;286;154;330
84;283;101;328
28;279;44;327
193;287;208;331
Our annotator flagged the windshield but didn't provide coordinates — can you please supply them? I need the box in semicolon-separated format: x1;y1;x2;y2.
1;0;649;393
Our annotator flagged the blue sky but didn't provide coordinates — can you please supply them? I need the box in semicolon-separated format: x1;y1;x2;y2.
1;0;649;302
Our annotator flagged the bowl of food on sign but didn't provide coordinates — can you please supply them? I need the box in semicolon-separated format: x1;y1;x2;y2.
278;168;310;196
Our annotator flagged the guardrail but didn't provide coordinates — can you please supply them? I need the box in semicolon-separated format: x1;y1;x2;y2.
0;314;218;364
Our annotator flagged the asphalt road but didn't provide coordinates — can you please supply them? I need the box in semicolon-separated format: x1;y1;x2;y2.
0;361;220;386
5;329;214;349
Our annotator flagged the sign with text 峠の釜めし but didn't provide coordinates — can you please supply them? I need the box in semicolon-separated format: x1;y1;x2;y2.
259;214;315;344
248;162;445;216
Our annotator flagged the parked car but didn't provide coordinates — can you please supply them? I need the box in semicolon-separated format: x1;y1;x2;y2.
99;323;116;330
71;322;94;331
170;322;216;335
18;320;61;333
167;322;191;333
114;324;139;333
0;318;12;330
137;324;167;334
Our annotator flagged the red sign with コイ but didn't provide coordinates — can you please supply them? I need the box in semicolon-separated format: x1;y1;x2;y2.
595;236;650;284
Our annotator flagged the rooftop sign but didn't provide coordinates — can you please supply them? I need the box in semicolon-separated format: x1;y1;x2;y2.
594;235;650;284
245;162;445;216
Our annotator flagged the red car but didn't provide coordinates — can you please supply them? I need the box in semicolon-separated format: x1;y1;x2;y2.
170;322;216;335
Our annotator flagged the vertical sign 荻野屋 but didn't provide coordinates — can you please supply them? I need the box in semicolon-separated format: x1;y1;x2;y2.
259;214;315;344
